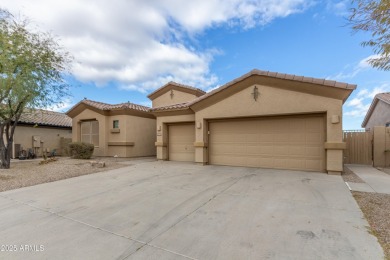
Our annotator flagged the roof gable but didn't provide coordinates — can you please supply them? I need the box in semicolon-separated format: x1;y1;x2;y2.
150;69;357;113
189;69;356;111
147;81;206;100
362;92;390;127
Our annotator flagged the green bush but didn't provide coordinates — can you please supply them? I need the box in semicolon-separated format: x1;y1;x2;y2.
68;142;94;159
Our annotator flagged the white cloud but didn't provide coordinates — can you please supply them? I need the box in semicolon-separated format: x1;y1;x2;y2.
346;97;363;107
357;54;381;70
139;101;152;108
356;89;369;97
369;85;390;98
47;98;74;112
329;54;381;81
326;0;349;16
2;0;313;93
344;82;390;118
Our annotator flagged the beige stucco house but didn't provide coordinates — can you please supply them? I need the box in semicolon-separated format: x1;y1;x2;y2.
66;99;156;158
149;69;356;175
12;109;72;158
362;92;390;130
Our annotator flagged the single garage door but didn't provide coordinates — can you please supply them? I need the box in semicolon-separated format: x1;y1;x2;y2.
209;115;325;172
168;124;195;162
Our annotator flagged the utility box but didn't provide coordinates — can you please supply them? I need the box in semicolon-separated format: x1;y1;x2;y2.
32;136;41;148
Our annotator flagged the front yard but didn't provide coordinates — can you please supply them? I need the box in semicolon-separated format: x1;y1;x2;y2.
352;191;390;259
342;169;390;259
0;157;129;192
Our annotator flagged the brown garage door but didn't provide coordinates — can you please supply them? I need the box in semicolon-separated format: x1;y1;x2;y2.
209;115;325;172
168;124;195;162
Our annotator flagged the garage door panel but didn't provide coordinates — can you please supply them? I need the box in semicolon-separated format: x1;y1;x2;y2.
169;124;195;162
305;146;322;157
287;159;305;169
246;134;258;142
247;157;273;168
211;155;246;166
274;158;289;168
306;117;323;130
289;146;305;156
306;159;323;171
274;134;289;142
274;145;290;155
170;144;194;153
258;133;274;142
258;145;273;155
290;133;306;143
290;118;306;130
209;115;325;172
306;133;322;143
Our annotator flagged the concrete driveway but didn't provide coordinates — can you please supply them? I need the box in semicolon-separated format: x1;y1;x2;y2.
0;160;384;260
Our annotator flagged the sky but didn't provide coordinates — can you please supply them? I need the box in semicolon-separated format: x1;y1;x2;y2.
2;0;389;130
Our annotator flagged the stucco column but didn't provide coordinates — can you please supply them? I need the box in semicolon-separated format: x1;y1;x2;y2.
194;118;207;164
155;120;168;160
325;106;345;175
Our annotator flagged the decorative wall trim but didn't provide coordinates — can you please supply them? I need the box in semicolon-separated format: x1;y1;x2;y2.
194;142;207;148
324;142;346;150
107;142;134;146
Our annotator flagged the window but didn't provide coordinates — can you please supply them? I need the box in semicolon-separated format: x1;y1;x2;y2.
386;122;390;127
81;120;99;146
113;120;119;129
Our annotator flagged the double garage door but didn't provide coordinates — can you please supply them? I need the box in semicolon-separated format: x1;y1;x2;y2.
168;115;325;172
209;115;325;172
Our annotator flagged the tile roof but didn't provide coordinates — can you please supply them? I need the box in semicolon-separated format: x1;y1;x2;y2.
376;92;390;104
150;102;190;112
147;81;206;99
18;109;72;128
71;99;150;113
362;92;390;127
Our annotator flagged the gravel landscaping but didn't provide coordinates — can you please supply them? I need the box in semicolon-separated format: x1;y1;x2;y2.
353;191;390;260
342;166;390;258
0;157;130;192
342;166;365;183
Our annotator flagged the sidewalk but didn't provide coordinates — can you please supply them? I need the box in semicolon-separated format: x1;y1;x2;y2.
345;164;390;194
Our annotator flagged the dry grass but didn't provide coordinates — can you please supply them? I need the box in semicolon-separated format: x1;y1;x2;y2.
353;191;390;259
342;166;365;183
0;157;130;192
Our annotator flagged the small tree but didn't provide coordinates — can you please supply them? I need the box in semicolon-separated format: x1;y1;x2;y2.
349;0;390;70
0;10;71;169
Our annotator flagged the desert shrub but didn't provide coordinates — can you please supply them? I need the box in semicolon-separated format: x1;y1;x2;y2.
68;142;94;159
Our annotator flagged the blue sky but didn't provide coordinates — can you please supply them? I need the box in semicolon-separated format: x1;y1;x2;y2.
2;0;389;129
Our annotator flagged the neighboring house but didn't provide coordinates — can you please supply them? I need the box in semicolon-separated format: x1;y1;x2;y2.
13;109;72;158
149;69;356;175
362;92;390;131
66;99;156;158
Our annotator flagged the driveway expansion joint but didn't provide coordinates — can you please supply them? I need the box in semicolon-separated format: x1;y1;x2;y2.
0;193;197;260
120;173;253;260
